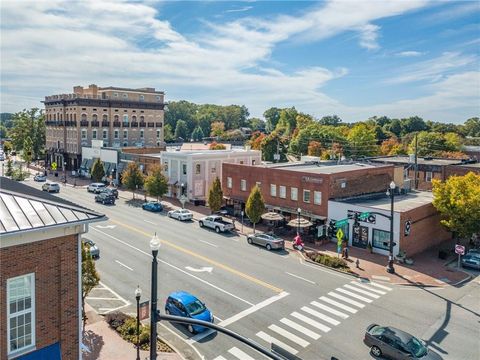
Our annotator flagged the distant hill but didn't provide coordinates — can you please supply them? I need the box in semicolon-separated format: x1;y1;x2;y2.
0;113;14;128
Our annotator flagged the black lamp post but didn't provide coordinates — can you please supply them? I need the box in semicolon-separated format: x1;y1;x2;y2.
386;181;396;274
297;207;301;235
149;233;161;360
135;285;142;360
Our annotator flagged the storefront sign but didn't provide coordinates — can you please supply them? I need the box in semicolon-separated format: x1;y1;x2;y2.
348;210;376;224
302;176;323;184
404;220;412;236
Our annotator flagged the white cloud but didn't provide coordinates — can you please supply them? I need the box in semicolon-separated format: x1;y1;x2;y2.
396;51;424;57
225;6;252;13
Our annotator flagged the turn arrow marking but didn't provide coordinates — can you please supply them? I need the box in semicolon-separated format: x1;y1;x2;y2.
96;225;117;229
185;266;213;273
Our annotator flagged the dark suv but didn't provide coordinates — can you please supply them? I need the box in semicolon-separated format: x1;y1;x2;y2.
95;192;115;205
101;187;119;199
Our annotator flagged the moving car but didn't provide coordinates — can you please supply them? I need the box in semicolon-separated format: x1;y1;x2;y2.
142;201;163;212
198;215;234;233
95;192;115;205
364;324;442;359
461;251;480;270
34;173;47;182
42;182;60;193
101;187;119;199
82;238;100;259
165;291;213;334
168;209;193;221
247;233;285;251
87;182;106;193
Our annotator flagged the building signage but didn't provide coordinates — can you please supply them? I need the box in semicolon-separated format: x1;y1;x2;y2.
348;210;376;224
404;220;412;236
139;300;149;321
302;176;323;184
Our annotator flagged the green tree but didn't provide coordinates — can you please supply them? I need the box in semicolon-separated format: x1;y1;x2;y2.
263;107;281;133
219;105;249;130
210;121;225;137
400;116;428;136
8;108;45;160
443;132;463;152
289;123;345;156
22;136;33;164
247;117;265;132
121;162;144;199
5;158;13;176
91;158;105;182
207;177;223;213
462;117;480;137
409;131;446;156
191;126;204;141
275;107;298;136
163;124;175;142
261;131;288;162
383;118;402;137
2;140;12;154
347;123;378;157
245;185;265;234
165;100;198;135
82;240;100;331
432;172;480;239
0;124;6;139
319;115;342;126
174;120;188;140
144;165;168;201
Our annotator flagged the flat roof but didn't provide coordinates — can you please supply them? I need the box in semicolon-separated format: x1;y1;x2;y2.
457;163;480;169
258;162;388;174
342;191;433;212
370;156;462;166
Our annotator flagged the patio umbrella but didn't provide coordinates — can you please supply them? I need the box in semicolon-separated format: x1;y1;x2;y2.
261;212;285;221
287;217;313;228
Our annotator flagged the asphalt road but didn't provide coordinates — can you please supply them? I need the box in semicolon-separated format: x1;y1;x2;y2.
21;178;480;360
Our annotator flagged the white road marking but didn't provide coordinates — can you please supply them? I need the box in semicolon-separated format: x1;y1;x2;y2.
186;329;216;345
280;318;321;340
290;312;331;333
98;281;130;306
371;275;391;282
256;331;298;355
368;282;393;291
328;292;366;308
143;220;156;225
96;224;116;229
285;272;316;284
99;304;130;313
228;346;256;360
345;283;382;297
300;306;340;326
319;296;357;314
115;260;133;271
350;281;387;294
158;322;204;360
310;301;349;319
213;356;227;360
199;240;218;247
185;266;213;273
268;324;310;347
85;297;122;301
335;288;373;303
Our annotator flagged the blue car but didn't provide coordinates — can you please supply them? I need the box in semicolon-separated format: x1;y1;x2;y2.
142;201;163;212
165;291;213;334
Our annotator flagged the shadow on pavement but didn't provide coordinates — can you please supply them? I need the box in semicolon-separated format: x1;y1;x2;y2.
82;329;105;360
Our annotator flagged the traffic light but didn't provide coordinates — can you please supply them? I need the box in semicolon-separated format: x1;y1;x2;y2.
328;220;337;238
353;212;360;227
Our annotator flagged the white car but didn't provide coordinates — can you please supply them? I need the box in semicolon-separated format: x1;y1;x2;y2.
87;182;106;193
42;182;60;193
168;209;193;221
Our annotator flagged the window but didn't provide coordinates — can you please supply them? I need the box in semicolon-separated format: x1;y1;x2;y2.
239;160;244;164
341;181;346;189
81;129;87;140
156;95;161;101
92;114;97;121
114;130;119;139
252;159;256;165
256;181;261;188
195;164;201;175
92;130;97;139
211;166;216;173
156;130;161;139
123;130;128;139
314;191;322;205
291;187;298;201
425;171;433;182
123;93;128;98
227;177;232;189
81;114;87;121
103;129;108;139
140;129;144;139
164;162;168;172
123;115;128;123
373;229;390;250
114;92;119;97
7;273;35;355
139;95;145;101
241;179;247;191
182;164;187;175
303;189;310;203
140;115;145;122
279;185;286;199
270;184;277;197
103;114;108;121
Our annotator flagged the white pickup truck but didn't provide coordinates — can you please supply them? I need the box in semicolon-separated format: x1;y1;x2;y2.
199;215;235;233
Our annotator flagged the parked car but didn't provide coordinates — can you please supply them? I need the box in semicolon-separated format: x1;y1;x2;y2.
95;192;115;205
101;187;118;199
461;252;480;270
0;153;5;161
168;209;193;221
87;182;106;193
82;238;100;259
247;233;285;251
34;173;47;182
199;215;234;233
165;291;213;334
42;182;60;193
142;201;163;212
364;324;442;359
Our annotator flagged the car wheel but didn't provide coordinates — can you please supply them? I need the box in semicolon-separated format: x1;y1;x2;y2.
168;213;171;218
266;244;272;251
370;345;382;357
215;227;220;233
199;221;204;227
187;324;195;334
165;308;170;315
247;237;253;244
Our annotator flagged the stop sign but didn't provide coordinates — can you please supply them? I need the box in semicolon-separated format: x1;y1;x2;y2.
455;244;465;255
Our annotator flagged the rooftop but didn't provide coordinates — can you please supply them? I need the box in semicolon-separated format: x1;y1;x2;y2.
259;162;388;174
150;148;260;158
343;191;433;212
370;156;462;166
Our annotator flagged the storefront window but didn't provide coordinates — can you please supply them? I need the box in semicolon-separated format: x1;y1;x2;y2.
373;229;390;250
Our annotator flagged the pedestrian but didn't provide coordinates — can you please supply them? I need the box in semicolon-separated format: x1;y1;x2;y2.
344;247;349;260
232;218;236;231
356;258;360;268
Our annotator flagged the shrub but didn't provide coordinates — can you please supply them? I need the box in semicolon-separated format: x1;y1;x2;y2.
105;311;129;330
309;252;348;269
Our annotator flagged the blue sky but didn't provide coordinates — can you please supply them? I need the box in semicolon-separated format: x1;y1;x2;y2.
1;0;479;123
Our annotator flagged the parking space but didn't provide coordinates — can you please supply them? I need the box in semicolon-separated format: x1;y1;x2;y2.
86;281;130;315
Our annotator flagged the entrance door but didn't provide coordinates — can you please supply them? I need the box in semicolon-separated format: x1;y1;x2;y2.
352;225;369;248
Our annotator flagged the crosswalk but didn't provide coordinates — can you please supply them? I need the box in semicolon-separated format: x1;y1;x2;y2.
212;280;392;360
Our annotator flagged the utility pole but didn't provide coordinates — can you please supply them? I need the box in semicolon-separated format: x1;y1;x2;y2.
414;133;418;190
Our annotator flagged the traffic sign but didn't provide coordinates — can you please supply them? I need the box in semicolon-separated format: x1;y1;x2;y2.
51;162;57;170
455;244;465;255
335;219;348;226
336;229;344;247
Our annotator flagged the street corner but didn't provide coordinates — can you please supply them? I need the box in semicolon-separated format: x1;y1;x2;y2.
86;282;130;315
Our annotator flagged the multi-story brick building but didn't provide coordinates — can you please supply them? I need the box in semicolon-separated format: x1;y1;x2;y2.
0;177;105;359
43;84;165;171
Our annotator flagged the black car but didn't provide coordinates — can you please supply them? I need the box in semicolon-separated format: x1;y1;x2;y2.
101;187;119;199
95;192;115;205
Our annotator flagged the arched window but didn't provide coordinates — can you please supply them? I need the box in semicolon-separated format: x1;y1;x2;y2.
92;114;98;121
53;114;56;121
103;114;108;121
140;116;145;122
132;115;137;122
115;115;119;121
81;114;87;121
74;114;76;121
123;115;128;123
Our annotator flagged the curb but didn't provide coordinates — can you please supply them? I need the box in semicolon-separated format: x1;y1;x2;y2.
300;251;360;278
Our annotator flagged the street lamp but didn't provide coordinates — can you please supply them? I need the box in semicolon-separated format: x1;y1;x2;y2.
149;233;161;360
297;208;301;235
386;181;396;274
241;210;244;233
135;286;142;360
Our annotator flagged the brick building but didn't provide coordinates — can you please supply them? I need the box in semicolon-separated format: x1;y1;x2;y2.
0;178;105;359
444;163;480;178
43;84;165;171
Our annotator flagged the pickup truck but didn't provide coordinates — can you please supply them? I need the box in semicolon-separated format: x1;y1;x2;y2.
199;215;234;233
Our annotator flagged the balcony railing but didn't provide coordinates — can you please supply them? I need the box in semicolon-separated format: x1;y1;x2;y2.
65;121;77;127
131;122;138;128
155;122;163;127
122;122;130;127
139;122;146;127
101;121;109;127
147;122;155;128
91;121;100;127
113;121;121;127
80;121;89;127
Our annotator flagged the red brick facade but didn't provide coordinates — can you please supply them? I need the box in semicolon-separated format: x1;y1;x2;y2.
0;234;79;360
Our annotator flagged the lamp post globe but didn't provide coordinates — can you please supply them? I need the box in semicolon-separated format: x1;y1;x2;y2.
390;181;396;190
150;233;161;252
135;286;142;300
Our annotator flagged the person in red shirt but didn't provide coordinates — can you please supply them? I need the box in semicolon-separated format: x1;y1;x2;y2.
294;233;304;250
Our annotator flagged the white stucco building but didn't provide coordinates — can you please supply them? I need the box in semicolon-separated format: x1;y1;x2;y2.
159;149;261;201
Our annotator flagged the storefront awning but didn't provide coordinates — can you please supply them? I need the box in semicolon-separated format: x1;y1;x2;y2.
18;342;61;360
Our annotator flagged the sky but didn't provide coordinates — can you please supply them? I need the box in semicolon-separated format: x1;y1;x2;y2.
1;0;479;123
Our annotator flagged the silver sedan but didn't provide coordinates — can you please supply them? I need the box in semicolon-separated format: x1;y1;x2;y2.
246;233;285;251
167;209;193;221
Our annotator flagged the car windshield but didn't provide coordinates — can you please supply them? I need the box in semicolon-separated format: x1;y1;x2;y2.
185;299;206;316
180;210;189;214
370;325;386;336
406;337;427;357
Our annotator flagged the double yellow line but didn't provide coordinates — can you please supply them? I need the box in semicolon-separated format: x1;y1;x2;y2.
110;219;283;293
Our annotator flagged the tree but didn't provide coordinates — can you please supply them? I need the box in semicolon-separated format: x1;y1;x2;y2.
307;141;323;157
174;120;188;140
462;117;480;137
209;142;226;150
263;107;281;133
245;185;265;234
319;115;342;126
163;124;175;142
2;140;12;155
221;129;244;141
22;136;33;164
191;126;204;141
261;131;288;162
432;172;480;239
347;123;378;157
8;108;45;160
400;116;428;136
82;240;100;331
409;131;446;156
144;165;168;201
443;132;463;152
6;158;13;176
121;162;144;199
380;137;405;156
208;177;223;213
91;158;105;182
383;119;402;137
165;100;198;136
210;121;225;137
248;131;266;150
247;117;265;132
275;107;298;136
